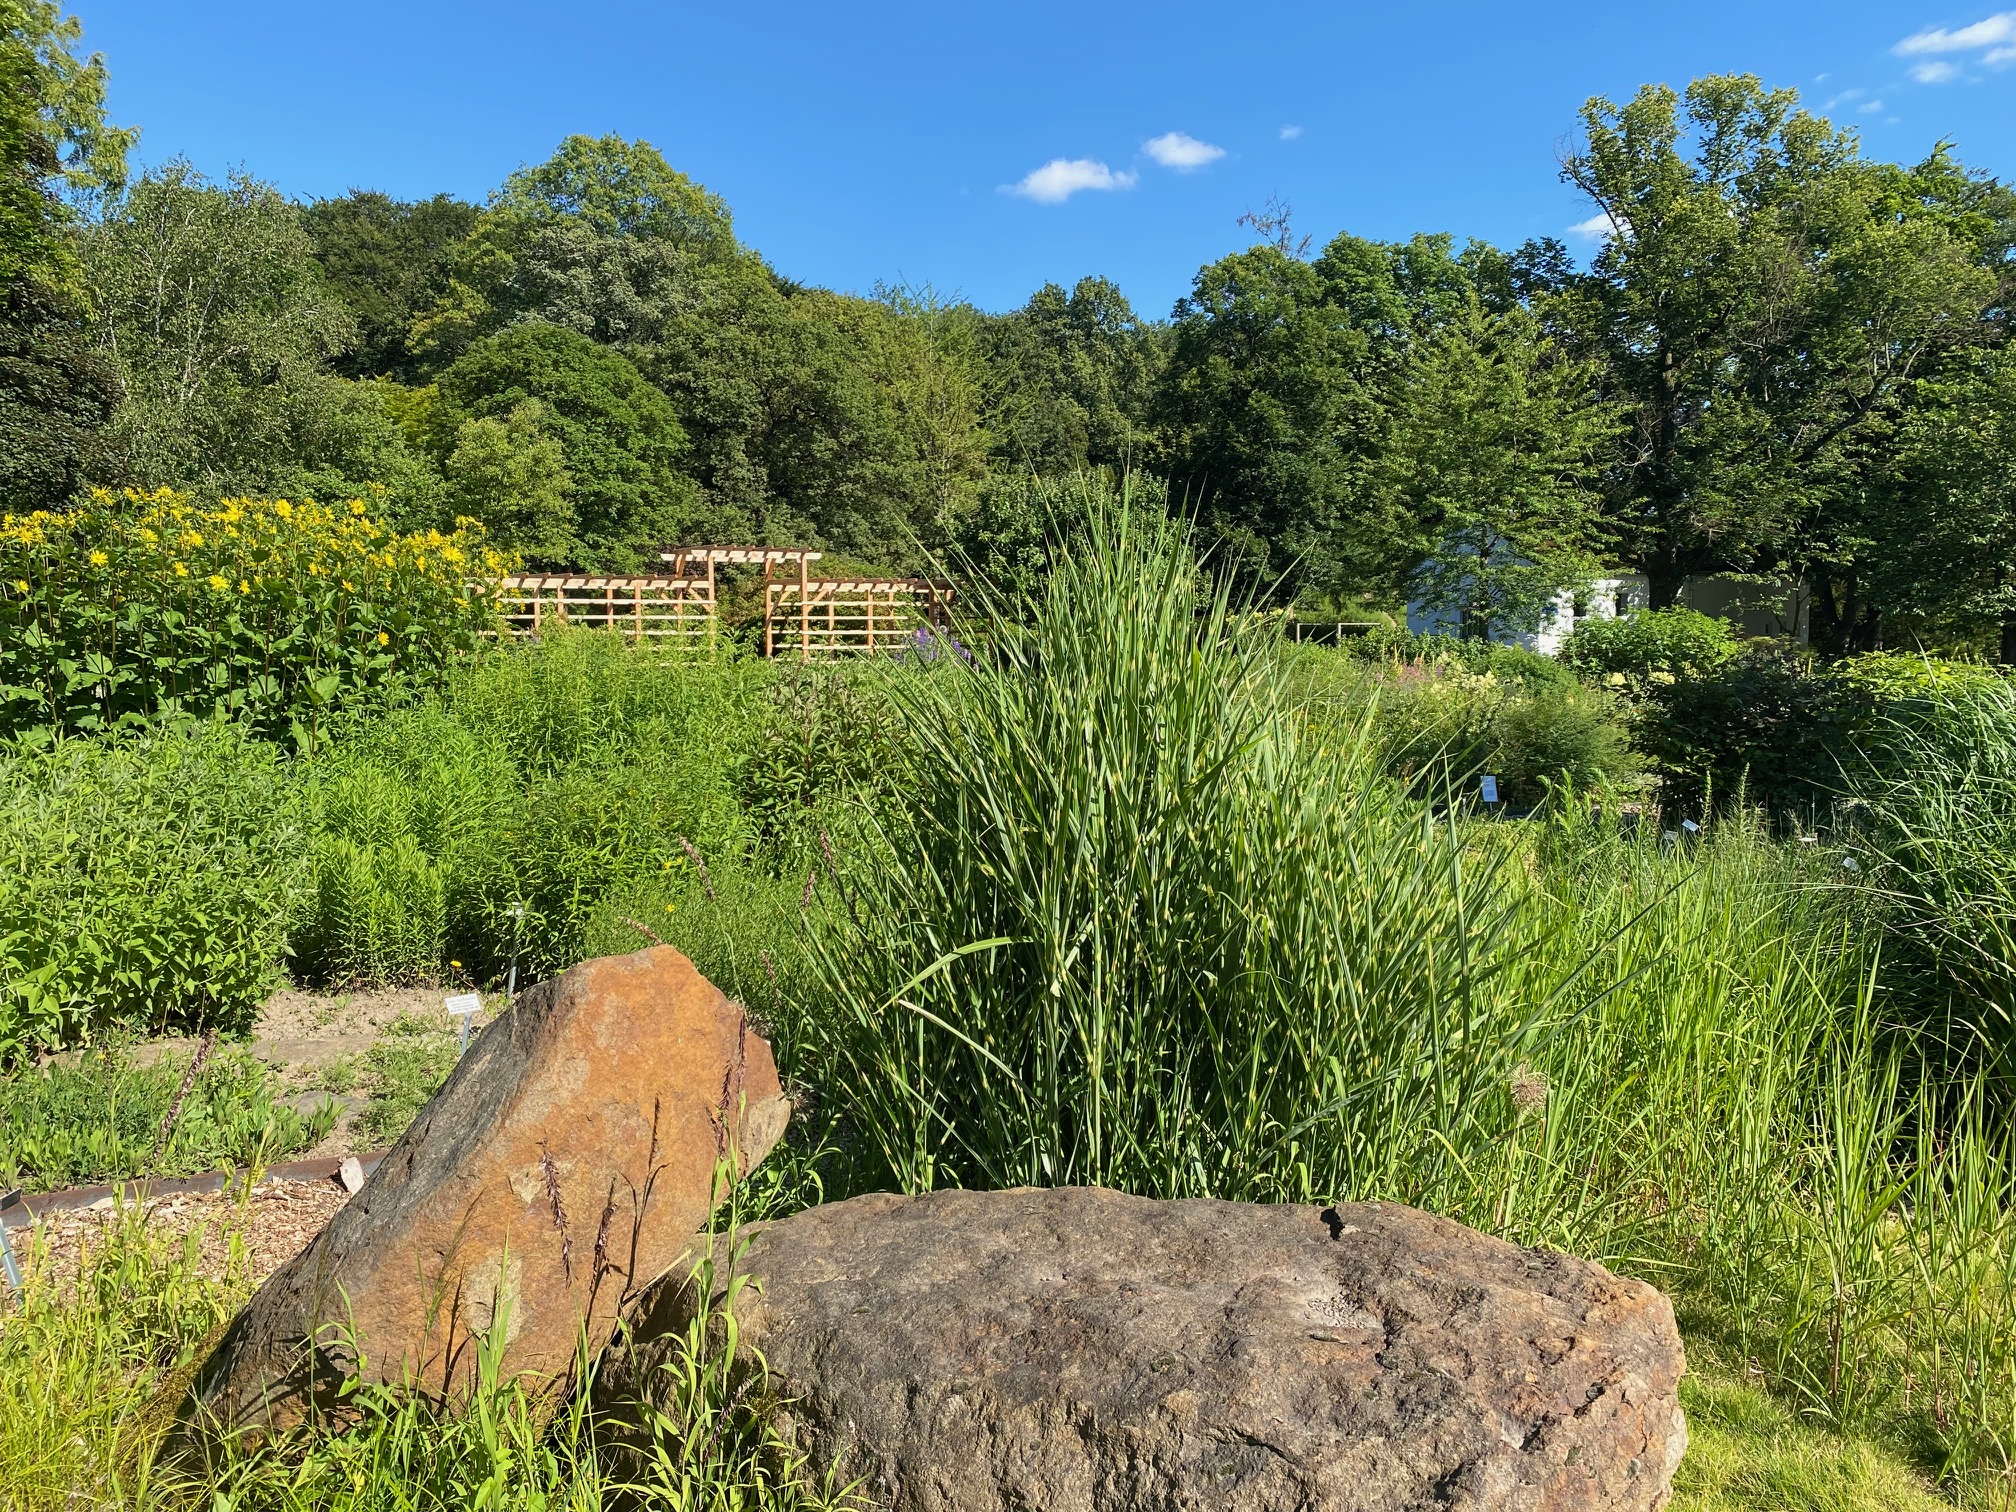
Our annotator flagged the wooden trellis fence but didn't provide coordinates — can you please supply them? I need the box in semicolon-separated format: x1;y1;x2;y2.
496;575;717;647
494;549;953;658
764;578;955;658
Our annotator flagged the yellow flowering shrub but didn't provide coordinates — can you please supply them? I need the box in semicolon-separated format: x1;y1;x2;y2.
0;489;513;744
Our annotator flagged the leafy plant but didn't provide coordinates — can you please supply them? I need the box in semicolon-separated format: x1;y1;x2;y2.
0;488;508;746
321;1009;463;1148
0;1045;335;1190
1558;605;1738;685
0;724;303;1057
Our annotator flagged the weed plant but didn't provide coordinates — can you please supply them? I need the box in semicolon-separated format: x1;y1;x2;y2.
319;1011;463;1149
0;1046;335;1191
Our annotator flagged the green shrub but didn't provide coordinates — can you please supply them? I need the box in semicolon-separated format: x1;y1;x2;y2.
0;725;304;1058
1634;650;2008;821
1559;606;1738;684
1632;647;1847;818
294;631;770;985
1288;643;1636;808
0;1046;335;1190
0;489;508;747
1343;623;1580;692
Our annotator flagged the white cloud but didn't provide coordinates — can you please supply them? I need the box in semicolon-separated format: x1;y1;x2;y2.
1910;59;1962;81
1279;124;1304;140
1991;43;2016;61
1004;158;1138;203
1895;11;2016;54
1566;211;1620;240
1860;98;1886;111
1143;131;1226;170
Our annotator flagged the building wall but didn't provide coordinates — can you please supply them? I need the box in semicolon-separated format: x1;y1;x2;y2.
1405;572;1807;656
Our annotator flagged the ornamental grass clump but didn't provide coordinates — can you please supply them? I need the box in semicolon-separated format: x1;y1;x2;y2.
809;482;1558;1203
0;488;511;746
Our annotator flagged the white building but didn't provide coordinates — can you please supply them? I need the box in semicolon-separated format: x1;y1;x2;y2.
1405;573;1809;656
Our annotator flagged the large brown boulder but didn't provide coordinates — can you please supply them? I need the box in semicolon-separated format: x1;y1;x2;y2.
602;1187;1685;1512
186;946;789;1431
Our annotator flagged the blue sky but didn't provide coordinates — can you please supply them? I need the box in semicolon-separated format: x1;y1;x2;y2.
72;1;2016;315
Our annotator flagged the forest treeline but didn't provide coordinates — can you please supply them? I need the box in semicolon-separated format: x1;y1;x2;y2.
4;3;2016;653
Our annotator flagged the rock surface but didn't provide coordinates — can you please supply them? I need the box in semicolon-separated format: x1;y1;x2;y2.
187;945;789;1430
603;1187;1686;1512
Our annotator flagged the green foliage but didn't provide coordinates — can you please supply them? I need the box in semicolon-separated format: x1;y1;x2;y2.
809;491;1549;1199
0;1044;335;1190
1291;641;1634;809
1385;299;1616;636
301;190;480;382
0;0;133;299
1631;646;1845;817
1157;240;1400;599
296;632;769;986
492;132;735;248
1559;606;1740;684
0;490;507;745
0;725;301;1057
78;162;359;491
440;398;573;559
973;275;1165;476
321;1009;462;1148
434;322;698;568
1632;649;2008;819
0;273;118;510
1554;78;2000;610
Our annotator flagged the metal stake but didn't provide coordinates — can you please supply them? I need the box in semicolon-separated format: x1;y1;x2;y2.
1;1190;25;1294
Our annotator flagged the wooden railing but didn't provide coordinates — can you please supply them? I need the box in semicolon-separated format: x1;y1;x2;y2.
497;575;717;646
765;579;954;657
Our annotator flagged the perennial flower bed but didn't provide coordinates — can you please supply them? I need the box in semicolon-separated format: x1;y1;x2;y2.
0;489;512;745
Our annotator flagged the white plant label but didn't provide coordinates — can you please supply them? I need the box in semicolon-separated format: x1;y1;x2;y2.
1479;775;1499;804
1681;819;1700;833
444;993;483;1018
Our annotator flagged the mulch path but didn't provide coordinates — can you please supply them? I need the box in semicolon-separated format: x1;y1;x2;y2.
15;1177;352;1292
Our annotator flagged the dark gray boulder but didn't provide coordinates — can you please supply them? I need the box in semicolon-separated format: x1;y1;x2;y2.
601;1186;1686;1511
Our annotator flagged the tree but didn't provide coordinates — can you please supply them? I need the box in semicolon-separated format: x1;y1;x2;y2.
79;162;357;490
433;321;699;569
443;398;573;561
1156;243;1393;599
0;273;117;506
1384;300;1617;637
301;190;478;381
1555;76;1998;607
0;1;131;505
1864;348;2016;658
1;0;133;298
976;276;1165;478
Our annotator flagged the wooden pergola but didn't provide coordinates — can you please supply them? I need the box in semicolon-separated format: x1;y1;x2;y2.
492;547;952;658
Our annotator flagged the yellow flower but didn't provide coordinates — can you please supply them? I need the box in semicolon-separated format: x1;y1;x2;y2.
376;631;389;646
274;500;293;518
88;550;108;566
342;580;354;591
208;574;228;591
349;499;366;515
173;562;189;577
12;580;26;594
185;531;204;548
238;579;250;594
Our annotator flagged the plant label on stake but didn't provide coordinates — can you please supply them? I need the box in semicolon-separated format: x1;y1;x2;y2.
1479;775;1499;806
445;993;483;1057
